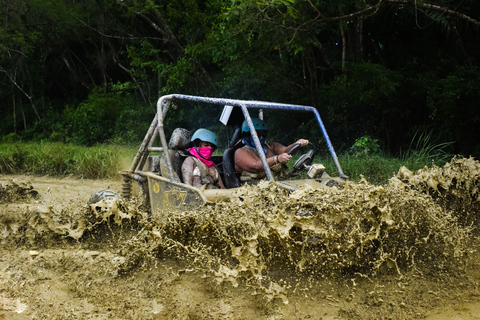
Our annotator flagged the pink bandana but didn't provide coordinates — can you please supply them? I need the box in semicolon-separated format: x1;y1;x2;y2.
188;147;214;167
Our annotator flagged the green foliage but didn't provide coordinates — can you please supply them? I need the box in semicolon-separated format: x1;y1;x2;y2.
332;154;402;185
0;144;21;174
113;105;155;145
64;91;119;145
350;136;380;157
159;57;197;94
72;145;124;179
318;62;401;143
400;130;454;170
0;0;480;158
423;66;480;153
320;151;451;186
1;133;22;144
0;142;135;179
0;142;74;176
1;141;454;186
63;88;152;146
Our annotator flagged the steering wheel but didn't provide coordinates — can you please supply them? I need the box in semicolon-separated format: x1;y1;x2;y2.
287;143;301;156
286;143;316;176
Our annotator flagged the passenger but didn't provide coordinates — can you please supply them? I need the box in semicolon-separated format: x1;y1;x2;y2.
234;118;309;182
182;128;225;189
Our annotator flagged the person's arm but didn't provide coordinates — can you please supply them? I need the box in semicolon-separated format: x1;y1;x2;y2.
182;157;203;187
271;139;309;155
217;173;226;189
234;148;281;173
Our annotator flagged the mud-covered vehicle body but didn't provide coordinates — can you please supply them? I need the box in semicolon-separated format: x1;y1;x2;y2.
121;94;348;213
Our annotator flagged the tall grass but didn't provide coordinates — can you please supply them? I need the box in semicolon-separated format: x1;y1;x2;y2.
1;138;454;184
319;154;403;185
0;142;136;179
400;130;454;171
319;151;454;186
312;130;454;185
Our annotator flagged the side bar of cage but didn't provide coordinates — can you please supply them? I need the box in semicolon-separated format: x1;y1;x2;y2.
156;95;179;182
128;113;159;173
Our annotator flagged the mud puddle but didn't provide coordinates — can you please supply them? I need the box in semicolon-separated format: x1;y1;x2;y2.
1;156;479;319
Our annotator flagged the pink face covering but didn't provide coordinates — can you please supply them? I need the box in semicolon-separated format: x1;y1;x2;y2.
188;146;214;167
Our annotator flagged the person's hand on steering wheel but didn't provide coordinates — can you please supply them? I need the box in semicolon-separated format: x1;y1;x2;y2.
278;139;309;164
294;139;309;147
277;153;292;163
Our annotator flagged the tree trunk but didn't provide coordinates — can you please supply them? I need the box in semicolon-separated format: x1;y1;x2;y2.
62;54;92;90
0;64;41;121
24;64;42;121
446;16;470;65
340;21;346;71
12;92;17;133
20;100;27;131
355;15;364;62
371;39;386;66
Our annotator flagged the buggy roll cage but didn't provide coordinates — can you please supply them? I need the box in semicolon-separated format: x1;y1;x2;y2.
123;94;347;190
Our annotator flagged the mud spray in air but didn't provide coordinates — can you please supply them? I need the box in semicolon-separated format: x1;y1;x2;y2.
1;156;479;319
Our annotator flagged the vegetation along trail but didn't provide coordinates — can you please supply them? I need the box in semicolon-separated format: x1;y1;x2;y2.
0;156;479;319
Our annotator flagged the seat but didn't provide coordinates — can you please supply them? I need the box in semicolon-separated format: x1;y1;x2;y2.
222;127;243;189
222;148;240;189
229;126;242;149
159;128;191;182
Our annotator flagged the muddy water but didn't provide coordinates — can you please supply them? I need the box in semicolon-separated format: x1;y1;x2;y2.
0;157;479;319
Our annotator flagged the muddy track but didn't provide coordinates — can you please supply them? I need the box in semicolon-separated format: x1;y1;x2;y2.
1;161;480;319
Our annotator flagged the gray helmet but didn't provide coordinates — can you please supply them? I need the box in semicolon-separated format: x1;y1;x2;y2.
191;128;218;148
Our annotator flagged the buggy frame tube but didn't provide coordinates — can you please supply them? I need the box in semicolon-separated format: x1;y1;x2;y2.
156;94;346;180
128;113;159;173
156;96;177;182
239;107;274;180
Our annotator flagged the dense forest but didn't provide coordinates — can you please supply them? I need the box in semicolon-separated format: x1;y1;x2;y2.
1;0;479;156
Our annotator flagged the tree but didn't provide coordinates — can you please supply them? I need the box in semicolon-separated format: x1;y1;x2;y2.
0;0;479;155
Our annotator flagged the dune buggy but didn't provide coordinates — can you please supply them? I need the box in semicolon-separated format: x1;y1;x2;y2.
120;94;348;213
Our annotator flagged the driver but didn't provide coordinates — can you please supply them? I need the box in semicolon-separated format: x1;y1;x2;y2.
234;118;309;182
182;128;225;189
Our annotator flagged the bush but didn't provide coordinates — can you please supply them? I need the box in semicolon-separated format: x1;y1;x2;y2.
349;136;380;157
63;88;153;146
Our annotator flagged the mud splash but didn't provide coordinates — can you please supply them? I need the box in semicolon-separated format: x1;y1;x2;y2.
0;157;479;319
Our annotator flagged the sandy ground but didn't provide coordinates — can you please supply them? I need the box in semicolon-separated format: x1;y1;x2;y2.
1;163;480;319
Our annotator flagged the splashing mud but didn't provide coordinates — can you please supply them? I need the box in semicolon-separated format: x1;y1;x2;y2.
1;157;479;319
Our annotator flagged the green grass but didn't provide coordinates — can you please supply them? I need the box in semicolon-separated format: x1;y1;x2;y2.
318;154;448;185
0;142;137;179
290;130;453;185
399;130;454;172
0;141;453;184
